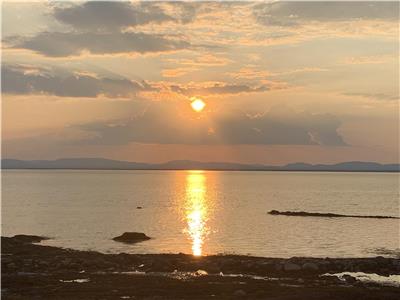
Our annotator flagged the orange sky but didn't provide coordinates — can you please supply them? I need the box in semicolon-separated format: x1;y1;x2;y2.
2;1;399;164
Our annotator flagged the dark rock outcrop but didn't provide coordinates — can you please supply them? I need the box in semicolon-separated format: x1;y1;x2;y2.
11;234;49;243
268;210;399;219
112;232;151;244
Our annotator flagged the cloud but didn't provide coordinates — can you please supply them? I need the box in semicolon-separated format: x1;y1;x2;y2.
8;31;190;57
254;1;399;27
161;67;199;78
341;54;395;65
170;82;270;96
227;68;270;80
167;1;199;24
2;64;153;98
344;92;399;101
161;54;231;78
53;1;175;31
4;1;200;57
73;103;347;146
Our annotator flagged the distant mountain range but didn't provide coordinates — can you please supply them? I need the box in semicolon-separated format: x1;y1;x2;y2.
2;158;399;172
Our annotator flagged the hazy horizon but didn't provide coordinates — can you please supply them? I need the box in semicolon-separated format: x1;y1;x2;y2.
3;156;400;166
2;1;399;164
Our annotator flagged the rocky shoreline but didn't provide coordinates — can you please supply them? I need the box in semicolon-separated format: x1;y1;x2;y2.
2;235;400;299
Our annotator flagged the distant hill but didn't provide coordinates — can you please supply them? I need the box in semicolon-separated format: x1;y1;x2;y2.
2;158;399;172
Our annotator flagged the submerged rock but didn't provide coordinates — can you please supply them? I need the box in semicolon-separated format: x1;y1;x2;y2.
112;232;151;244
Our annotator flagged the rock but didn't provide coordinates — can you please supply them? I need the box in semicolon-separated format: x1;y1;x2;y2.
204;264;220;274
113;232;151;244
12;234;49;244
194;269;208;276
274;264;283;271
61;258;72;266
302;262;319;271
7;263;16;269
233;289;247;297
283;262;301;271
342;274;357;284
39;261;49;267
245;261;255;269
136;206;143;209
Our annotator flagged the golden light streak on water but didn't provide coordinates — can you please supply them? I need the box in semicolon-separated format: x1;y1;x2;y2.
185;171;208;256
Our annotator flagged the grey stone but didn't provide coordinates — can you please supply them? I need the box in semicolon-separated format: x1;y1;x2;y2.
342;274;357;284
302;262;319;271
113;232;151;244
284;262;301;271
233;289;247;297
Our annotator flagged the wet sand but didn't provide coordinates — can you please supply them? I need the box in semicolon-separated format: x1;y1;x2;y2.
2;235;400;299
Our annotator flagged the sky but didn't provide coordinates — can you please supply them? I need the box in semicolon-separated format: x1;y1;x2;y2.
1;1;399;165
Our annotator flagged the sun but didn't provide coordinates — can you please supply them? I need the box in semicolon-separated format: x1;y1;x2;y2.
190;97;206;112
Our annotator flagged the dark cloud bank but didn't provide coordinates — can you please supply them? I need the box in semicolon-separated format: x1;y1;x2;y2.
2;65;152;98
5;1;399;56
53;1;175;31
6;1;197;57
2;64;272;98
11;32;190;57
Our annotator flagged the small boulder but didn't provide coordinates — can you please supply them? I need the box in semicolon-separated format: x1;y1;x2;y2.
233;289;247;297
194;269;208;276
283;262;301;271
7;263;16;269
342;274;357;284
112;232;151;244
274;263;283;271
302;262;319;271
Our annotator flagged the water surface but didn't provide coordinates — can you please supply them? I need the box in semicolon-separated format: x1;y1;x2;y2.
2;170;399;257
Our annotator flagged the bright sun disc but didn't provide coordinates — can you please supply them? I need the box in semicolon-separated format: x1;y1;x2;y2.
191;98;206;112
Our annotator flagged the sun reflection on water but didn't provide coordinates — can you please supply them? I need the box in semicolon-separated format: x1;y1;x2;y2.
185;171;208;256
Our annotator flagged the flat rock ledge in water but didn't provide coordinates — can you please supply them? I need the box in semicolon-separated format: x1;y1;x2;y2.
113;232;151;244
268;210;400;219
2;235;400;299
10;234;50;243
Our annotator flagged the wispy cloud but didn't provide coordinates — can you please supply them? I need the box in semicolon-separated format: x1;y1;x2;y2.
161;67;199;78
341;54;396;65
169;82;271;96
161;53;231;78
344;92;399;101
253;1;399;27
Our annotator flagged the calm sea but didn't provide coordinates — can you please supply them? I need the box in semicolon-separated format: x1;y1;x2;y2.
2;170;399;258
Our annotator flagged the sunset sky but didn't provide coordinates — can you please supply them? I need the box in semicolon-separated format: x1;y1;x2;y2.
2;1;399;165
